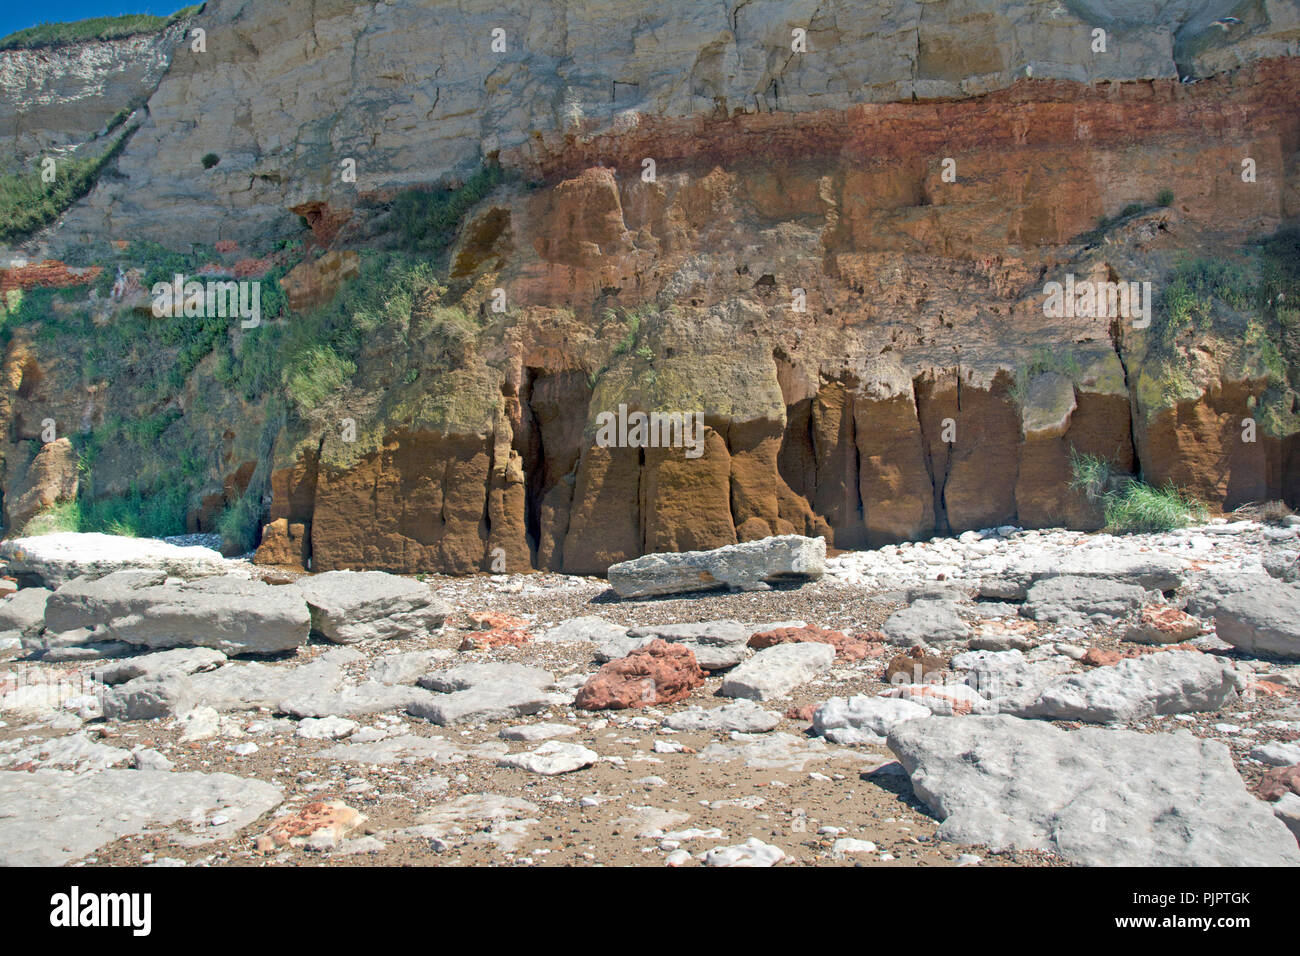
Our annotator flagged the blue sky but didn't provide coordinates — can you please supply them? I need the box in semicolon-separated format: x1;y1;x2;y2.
0;3;192;41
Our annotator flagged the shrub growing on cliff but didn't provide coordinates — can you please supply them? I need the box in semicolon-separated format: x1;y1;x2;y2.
1009;347;1081;406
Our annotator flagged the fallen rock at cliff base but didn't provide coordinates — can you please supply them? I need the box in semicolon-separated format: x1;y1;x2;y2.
747;623;878;660
625;620;750;670
290;570;449;643
663;699;783;733
1122;604;1204;644
606;534;825;598
1022;575;1148;627
0;586;52;636
497;741;598;775
43;571;311;655
887;715;1300;866
812;695;931;744
0;532;227;588
883;599;971;646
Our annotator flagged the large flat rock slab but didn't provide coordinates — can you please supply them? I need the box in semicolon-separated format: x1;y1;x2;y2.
0;768;283;866
888;715;1300;866
607;535;825;598
0;532;227;588
45;571;311;655
290;570;450;643
1018;650;1240;723
1206;575;1300;659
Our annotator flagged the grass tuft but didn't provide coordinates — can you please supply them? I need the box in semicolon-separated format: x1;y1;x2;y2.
1070;450;1205;533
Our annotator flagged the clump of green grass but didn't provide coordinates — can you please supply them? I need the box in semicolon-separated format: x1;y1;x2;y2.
0;6;201;51
0;134;129;243
22;500;82;535
1068;450;1113;500
1156;188;1174;207
1070;450;1205;533
1103;482;1206;533
216;490;261;555
390;164;505;259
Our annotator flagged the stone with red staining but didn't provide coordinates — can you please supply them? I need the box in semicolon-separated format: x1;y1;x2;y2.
459;611;533;650
575;639;705;710
1247;680;1288;697
748;624;877;660
1123;605;1204;645
1081;643;1197;667
1257;764;1300;802
255;799;366;852
784;703;817;722
880;683;986;716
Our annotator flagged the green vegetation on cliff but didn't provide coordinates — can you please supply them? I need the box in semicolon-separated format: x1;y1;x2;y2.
0;6;201;51
1070;451;1206;533
0;132;131;243
1133;230;1300;436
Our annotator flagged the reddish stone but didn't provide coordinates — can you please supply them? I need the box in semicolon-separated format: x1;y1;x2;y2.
1124;605;1203;644
785;704;817;722
1257;764;1300;802
232;257;272;279
459;611;532;650
214;239;239;253
748;624;877;660
0;259;101;293
575;639;705;710
1247;680;1288;697
1081;643;1199;667
255;800;366;852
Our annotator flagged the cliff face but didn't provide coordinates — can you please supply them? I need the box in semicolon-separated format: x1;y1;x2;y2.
1;1;1299;574
13;0;1299;250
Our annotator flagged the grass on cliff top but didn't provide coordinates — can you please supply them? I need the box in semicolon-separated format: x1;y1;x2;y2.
0;6;201;50
1069;450;1206;533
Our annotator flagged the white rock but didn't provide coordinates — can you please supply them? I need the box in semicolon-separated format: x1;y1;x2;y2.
720;642;835;700
497;741;598;775
0;533;227;588
704;838;786;867
296;716;360;740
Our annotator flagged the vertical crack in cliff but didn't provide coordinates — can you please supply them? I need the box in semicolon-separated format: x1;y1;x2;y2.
849;392;865;536
520;367;544;565
1109;316;1144;480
